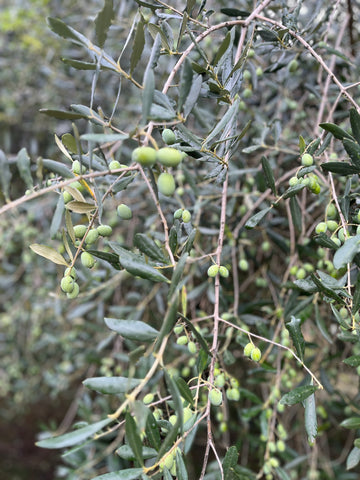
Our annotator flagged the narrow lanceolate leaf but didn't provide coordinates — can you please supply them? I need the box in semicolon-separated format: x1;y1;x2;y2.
71;105;105;125
30;244;69;267
62;58;97;70
36;417;113;449
65;201;97;213
213;29;232;67
340;417;360;429
183;75;203;119
156;292;180;348
203;98;240;148
95;0;115;49
90;468;144;480
86;250;121;270
346;447;360;470
145;411;161;451
261;156;276;195
40;108;86;120
50;195;65;239
333;235;360;270
290;196;302;232
176;449;189;480
279;385;317;406
120;254;169;283
47;17;88;46
134;233;167;263
310;273;343;303
319;122;354;141
176;377;194;407
343;138;360;168
245;206;272;229
285;316;305;361
116;444;157;461
304;391;317;445
0;150;12;201
350;108;360;145
104;318;159;342
83;376;142;394
80;133;128;142
352;273;360;314
125;413;144;466
178;58;193;114
223;445;239;479
130;17;145;73
343;356;360;367
282;183;305;199
142;67;155;123
16;148;33;189
168;252;189;299
321;161;360;175
41;159;74;178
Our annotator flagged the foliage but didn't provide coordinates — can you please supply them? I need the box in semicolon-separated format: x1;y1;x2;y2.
2;1;360;479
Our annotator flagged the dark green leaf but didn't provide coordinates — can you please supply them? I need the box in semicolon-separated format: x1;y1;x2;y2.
347;447;360;470
261;156;276;195
196;348;210;375
178;58;193;114
16;148;33;189
290;196;302;232
333;235;360;269
280;385;317;406
203;98;240;148
223;446;239;479
183;75;203;119
134;233;167;263
130;17;145;73
125;413;144;466
285;316;305;362
36;418;112;449
340;417;360;429
220;8;250;17
319;122;354;141
39;108;86;120
314;233;340;249
176;377;194;407
343;138;360;168
83;376;142;394
258;28;279;42
314;302;332;344
47;17;88;45
343;356;360;367
147;23;170;51
71;104;104;125
213;29;232;66
168;252;189;299
116;444;157;460
145;411;161;451
104;318;159;342
156;293;179;348
0;150;12;201
304;391;317;445
169;225;178;254
352;273;360;314
86;250;121;270
120;254;169;283
245;206;272;228
283;183;306;199
95;0;115;49
310;273;344;303
62;58;97;70
350;108;360;145
91;467;144;480
142;67;155;123
176;449;188;480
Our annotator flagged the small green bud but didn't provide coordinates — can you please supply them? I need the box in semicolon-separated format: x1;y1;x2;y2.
296;267;306;280
64;267;77;279
63;191;72;204
214;373;226;388
72;160;86;174
289;176;299;187
158;172;176;196
326;220;338;232
326;203;337;219
288;58;299;73
157;147;183;167
226;388;240;401
243;87;252;99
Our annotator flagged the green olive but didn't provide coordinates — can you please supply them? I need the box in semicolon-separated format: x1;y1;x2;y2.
85;228;99;244
301;153;314;166
157;147;183;167
162;128;176;145
131;146;157;166
251;347;262;362
60;275;75;293
157;172;176;196
73;224;87;238
207;264;219;277
219;266;229;278
81;251;96;268
181;209;191;223
97;224;113;237
244;342;255;357
67;282;80;299
117;204;133;220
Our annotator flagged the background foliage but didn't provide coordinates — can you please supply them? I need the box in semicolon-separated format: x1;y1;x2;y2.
1;1;360;479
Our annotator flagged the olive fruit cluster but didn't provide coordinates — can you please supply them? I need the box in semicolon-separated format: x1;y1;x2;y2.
207;264;230;278
174;208;191;223
288;172;321;194
243;342;262;362
60;267;79;298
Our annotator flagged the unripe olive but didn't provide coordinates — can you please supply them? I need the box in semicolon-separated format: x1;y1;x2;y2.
326;220;338;232
157;172;176;196
183;407;193;425
67;282;80;299
301;153;314;166
72;160;86;175
73;224;87;238
85;228;99;244
109;160;121;170
81;251;96;268
338;227;346;243
174;208;183;219
188;341;197;354
244;342;255;357
276;440;286;452
209;389;223;406
173;325;183;334
238;259;249;271
326;203;337;219
181;209;191;223
256;66;263;77
143;393;154;405
63;191;72;204
226;388;240;401
243;88;253;99
219;266;229;278
177;335;188;345
169;414;177;426
64;267;77;279
70;180;85;192
243;69;251;81
60;275;75;293
162;128;176;145
132;146;157;166
296;268;306;280
251;347;262;362
157;147;183;167
248;48;255;58
261;241;271;252
289;176;299;187
331;237;341;247
315;222;327;234
207;264;219;277
214;373;226;388
288;58;299;73
97;224;113;237
117;203;133;220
